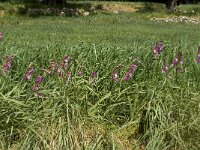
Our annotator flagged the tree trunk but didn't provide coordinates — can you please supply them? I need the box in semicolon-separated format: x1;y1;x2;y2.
166;0;177;12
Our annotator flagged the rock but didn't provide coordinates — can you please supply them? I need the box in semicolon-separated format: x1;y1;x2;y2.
83;12;89;16
150;16;199;24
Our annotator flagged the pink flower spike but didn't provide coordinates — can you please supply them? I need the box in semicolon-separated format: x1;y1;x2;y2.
23;66;34;81
63;56;71;63
172;58;178;67
152;41;164;55
32;84;39;91
35;75;43;84
197;47;200;64
112;70;118;82
62;56;71;70
0;32;3;40
57;64;62;78
37;93;44;98
2;56;13;72
161;64;169;74
197;54;200;64
91;72;97;77
122;64;137;81
3;63;12;72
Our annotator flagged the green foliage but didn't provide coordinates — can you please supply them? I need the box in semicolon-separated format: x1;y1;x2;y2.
0;6;200;150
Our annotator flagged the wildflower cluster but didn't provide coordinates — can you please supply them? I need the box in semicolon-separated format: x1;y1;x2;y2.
21;56;74;97
123;64;138;81
112;62;138;83
23;66;34;81
197;46;200;64
1;33;200;98
171;52;184;68
112;69;118;82
2;56;13;73
153;41;164;55
161;52;184;78
0;32;3;40
77;66;85;76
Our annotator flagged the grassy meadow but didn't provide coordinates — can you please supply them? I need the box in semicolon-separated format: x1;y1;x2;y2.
0;2;200;150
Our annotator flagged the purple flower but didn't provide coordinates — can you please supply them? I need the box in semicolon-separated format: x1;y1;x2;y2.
23;66;34;81
57;64;62;78
171;58;179;67
112;70;118;82
35;75;43;84
63;56;71;70
123;64;137;81
153;42;164;55
3;63;11;72
112;64;123;82
161;64;169;74
197;47;200;64
63;56;71;63
37;93;44;98
91;72;97;77
2;56;13;72
197;54;200;64
32;84;39;91
171;52;184;67
0;32;3;40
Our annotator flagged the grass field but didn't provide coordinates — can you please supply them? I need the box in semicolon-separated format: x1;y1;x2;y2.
0;2;200;150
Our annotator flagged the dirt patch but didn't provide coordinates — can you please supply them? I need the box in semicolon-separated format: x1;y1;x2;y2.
97;3;142;13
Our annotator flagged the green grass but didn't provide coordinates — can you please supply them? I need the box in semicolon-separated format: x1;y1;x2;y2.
0;4;200;150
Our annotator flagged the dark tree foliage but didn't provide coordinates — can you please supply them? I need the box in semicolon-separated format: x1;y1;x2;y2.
165;0;199;11
166;0;177;11
42;0;65;4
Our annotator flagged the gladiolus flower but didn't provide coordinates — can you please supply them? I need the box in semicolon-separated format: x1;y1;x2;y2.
152;41;164;55
91;72;97;77
23;66;34;81
57;64;62;78
2;56;13;72
161;64;169;74
172;52;184;67
197;47;200;64
0;32;3;40
37;93;44;98
63;56;71;70
35;75;43;84
112;70;118;82
32;84;39;91
123;64;137;81
171;58;179;67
